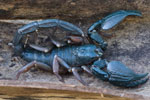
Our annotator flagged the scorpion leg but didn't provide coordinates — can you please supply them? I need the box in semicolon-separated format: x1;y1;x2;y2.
38;19;85;47
49;35;67;48
13;19;85;52
48;27;67;48
28;30;56;52
53;55;65;82
29;44;53;53
72;67;88;86
81;65;92;75
65;35;83;44
53;55;88;85
49;35;83;47
16;61;51;80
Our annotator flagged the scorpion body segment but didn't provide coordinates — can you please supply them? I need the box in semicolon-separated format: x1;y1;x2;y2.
12;10;148;87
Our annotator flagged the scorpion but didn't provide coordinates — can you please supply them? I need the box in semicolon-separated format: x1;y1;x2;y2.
12;10;149;87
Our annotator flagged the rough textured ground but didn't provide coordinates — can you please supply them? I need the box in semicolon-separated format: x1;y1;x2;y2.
0;14;149;99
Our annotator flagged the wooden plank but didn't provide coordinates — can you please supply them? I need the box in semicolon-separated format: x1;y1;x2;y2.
0;80;136;100
0;0;149;22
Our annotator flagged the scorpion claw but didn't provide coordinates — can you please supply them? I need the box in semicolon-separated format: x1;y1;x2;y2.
88;10;142;49
91;60;148;87
101;10;142;30
55;74;64;83
107;61;149;87
125;77;149;88
134;73;148;80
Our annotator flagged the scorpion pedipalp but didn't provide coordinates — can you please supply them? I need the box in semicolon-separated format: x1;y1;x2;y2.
91;60;149;87
87;10;142;50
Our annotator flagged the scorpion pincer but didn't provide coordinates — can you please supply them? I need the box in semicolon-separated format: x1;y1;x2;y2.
12;10;148;87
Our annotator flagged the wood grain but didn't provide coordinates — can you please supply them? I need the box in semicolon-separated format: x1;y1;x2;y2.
0;80;132;100
0;0;149;22
0;80;148;100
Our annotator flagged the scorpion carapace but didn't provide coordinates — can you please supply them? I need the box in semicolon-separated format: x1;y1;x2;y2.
12;10;148;87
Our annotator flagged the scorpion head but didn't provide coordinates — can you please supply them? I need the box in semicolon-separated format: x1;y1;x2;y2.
75;44;103;60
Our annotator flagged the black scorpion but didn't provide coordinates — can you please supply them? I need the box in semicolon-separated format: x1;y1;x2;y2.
12;10;149;87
